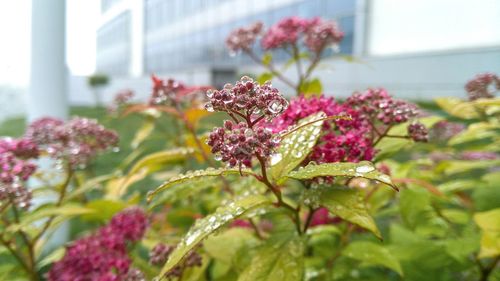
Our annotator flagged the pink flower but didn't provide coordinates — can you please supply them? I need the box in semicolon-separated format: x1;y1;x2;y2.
267;95;375;164
465;73;499;101
207;121;277;168
262;16;310;49
304;17;344;53
47;208;148;281
261;16;343;54
26;117;119;169
109;207;149;242
226;22;263;53
308;208;340;227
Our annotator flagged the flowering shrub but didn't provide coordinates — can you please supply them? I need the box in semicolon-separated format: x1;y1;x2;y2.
0;15;499;281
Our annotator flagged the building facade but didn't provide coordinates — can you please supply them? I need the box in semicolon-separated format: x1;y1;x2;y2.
94;0;500;101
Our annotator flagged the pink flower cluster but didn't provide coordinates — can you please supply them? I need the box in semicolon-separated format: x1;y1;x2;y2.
460;151;498;161
465;73;499;101
0;138;39;209
268;95;375;163
149;243;202;279
268;90;427;165
25;117;119;169
47;207;148;281
346;88;419;125
207;121;276;167
205;77;288;167
204;76;288;120
308;208;340;227
408;122;428;142
261;17;343;53
150;75;187;105
304;17;344;53
226;22;263;53
149;75;212;106
429;120;465;142
108;89;134;114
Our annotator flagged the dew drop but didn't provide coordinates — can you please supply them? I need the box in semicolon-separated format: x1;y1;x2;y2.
204;103;214;112
355;165;375;173
268;100;284;114
270;153;282;165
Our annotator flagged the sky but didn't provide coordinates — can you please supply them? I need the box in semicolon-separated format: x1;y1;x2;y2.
0;0;99;86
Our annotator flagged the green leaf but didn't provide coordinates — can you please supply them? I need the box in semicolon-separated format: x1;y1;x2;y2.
287;161;396;190
238;232;305;281
435;97;480;119
65;174;115;201
269;112;326;184
158;195;271;278
8;204;94;233
38;247;66;268
474;208;500;258
375;116;442;161
128;148;194;176
343;241;403;276
131;119;155;149
83;199;127;222
305;186;382;238
262;53;273;66
147;168;255;202
299;78;323;97
204;228;260;268
257;72;274;85
448;122;500;146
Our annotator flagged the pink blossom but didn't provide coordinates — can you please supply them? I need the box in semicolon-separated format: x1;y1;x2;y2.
465;73;499;101
47;208;148;281
226;22;263;53
26;117;119;169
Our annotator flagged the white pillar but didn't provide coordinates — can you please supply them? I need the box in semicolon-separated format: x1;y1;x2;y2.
353;0;368;57
28;0;69;251
130;0;144;77
28;0;68;122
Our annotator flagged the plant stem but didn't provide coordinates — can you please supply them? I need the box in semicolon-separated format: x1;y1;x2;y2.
303;207;316;233
478;256;500;281
245;50;297;90
9;199;39;281
249;218;264;240
33;166;73;243
327;224;354;269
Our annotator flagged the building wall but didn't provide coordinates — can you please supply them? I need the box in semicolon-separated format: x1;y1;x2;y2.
143;0;356;73
84;0;500;106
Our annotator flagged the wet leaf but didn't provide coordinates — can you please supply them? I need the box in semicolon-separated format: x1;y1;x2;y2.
262;53;273;66
158;195;271;278
343;241;403;276
238;232;305;281
185;108;212;126
375;116;442;161
131;119;155;149
269;112;326;184
147;168;256;202
435;97;479;119
8;204;94;233
127;148;194;176
305;186;382;239
474;208;500;258
257;72;274;85
287;161;396;190
300;78;323;98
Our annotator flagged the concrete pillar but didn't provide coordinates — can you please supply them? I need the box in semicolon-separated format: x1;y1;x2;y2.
28;0;68;122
